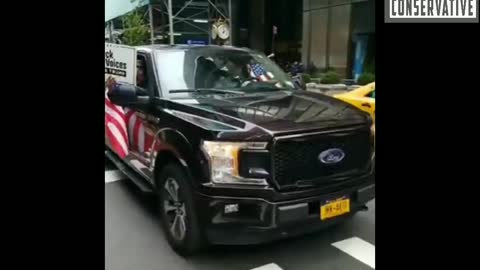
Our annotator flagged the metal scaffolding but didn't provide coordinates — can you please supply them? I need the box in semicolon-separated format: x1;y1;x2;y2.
151;0;232;45
106;0;232;45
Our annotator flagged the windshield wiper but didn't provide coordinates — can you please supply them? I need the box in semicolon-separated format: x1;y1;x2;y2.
169;88;244;95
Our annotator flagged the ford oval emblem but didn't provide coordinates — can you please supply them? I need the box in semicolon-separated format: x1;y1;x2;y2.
318;148;345;164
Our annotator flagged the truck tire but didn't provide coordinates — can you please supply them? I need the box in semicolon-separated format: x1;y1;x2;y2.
157;163;206;256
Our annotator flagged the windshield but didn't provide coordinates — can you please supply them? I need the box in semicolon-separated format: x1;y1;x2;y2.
155;48;296;97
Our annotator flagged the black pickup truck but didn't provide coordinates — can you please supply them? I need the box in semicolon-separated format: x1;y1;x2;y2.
105;45;375;255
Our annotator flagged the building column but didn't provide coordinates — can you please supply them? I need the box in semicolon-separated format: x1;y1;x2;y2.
248;0;266;52
301;0;312;67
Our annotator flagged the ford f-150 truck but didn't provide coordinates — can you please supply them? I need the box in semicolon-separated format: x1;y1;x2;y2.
105;44;375;255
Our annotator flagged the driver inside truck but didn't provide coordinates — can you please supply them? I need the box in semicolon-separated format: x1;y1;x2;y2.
106;59;147;94
136;59;146;88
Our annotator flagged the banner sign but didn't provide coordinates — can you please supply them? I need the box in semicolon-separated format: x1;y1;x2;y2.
105;43;136;85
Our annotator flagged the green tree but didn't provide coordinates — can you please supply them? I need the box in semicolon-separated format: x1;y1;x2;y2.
121;0;150;46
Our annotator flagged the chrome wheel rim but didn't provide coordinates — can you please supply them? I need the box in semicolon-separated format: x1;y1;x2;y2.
163;178;186;241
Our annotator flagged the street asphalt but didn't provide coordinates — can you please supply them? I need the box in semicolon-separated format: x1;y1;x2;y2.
105;157;375;270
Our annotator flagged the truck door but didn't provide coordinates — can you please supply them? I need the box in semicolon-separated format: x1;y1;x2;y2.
123;52;158;180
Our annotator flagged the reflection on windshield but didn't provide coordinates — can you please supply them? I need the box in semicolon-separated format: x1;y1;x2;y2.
156;51;189;91
156;48;295;97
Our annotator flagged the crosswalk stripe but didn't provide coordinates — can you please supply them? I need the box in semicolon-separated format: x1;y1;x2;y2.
250;263;283;270
332;237;375;269
105;170;126;184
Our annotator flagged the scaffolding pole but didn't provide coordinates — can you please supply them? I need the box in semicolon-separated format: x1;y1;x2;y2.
109;22;113;41
168;0;174;45
148;5;155;44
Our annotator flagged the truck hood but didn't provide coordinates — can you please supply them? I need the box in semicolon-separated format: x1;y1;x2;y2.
168;90;370;138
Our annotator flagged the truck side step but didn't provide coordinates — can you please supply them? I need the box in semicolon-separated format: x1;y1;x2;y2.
105;150;155;193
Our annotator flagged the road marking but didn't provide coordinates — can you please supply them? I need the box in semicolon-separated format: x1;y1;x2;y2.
332;237;375;269
250;263;283;270
105;170;125;184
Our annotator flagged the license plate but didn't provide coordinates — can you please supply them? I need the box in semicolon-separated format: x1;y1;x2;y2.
320;198;350;220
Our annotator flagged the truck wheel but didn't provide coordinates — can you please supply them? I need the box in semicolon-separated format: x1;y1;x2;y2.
157;163;205;256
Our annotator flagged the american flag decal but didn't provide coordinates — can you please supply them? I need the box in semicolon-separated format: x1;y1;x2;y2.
105;89;129;158
105;85;156;160
125;108;155;154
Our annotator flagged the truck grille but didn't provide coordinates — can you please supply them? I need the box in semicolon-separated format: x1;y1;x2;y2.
271;128;372;189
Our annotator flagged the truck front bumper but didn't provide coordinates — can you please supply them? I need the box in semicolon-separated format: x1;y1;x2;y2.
194;183;375;245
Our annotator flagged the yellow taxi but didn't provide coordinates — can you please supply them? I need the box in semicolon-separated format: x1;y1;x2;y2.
334;82;375;120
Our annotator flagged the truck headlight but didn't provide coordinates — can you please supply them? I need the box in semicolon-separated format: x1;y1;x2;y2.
201;141;268;185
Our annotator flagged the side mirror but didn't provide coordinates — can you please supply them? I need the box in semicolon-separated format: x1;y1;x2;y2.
108;83;149;106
